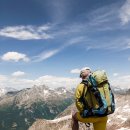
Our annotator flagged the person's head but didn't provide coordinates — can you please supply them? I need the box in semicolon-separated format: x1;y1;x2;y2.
80;67;91;79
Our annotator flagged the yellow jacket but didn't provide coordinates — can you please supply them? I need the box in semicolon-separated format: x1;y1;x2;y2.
75;83;99;113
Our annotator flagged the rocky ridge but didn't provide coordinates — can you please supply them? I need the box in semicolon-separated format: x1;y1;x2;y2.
29;94;130;130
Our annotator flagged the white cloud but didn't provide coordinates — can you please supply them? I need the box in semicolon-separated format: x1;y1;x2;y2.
34;75;80;89
1;73;130;90
111;75;130;89
9;78;34;90
0;25;52;40
37;25;50;32
12;71;26;77
119;0;130;25
0;74;81;90
70;67;91;74
70;69;81;74
0;75;7;82
113;73;119;77
0;75;8;87
33;49;60;62
0;74;34;89
1;52;30;62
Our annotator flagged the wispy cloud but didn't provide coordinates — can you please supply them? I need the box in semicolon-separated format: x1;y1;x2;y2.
51;2;130;39
50;3;130;51
46;0;68;23
119;0;130;25
1;52;30;62
33;49;60;62
126;41;130;49
32;36;87;62
81;36;130;51
32;36;130;63
67;36;87;45
88;4;118;27
0;25;52;40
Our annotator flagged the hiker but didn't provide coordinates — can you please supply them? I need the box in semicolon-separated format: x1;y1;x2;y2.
71;67;115;130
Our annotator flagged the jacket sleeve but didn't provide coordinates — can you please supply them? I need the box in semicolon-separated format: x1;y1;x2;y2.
75;84;86;112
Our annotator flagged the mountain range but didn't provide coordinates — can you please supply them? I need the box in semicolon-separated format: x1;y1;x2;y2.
0;85;74;130
0;85;130;130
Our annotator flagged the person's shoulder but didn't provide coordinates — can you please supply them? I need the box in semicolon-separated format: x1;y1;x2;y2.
76;83;84;90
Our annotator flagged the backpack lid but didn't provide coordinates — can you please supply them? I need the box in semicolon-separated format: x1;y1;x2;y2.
92;70;108;85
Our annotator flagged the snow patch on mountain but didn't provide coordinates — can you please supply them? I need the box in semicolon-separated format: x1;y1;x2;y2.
117;115;127;122
50;115;71;123
117;127;130;130
0;87;17;97
0;87;6;96
122;105;130;113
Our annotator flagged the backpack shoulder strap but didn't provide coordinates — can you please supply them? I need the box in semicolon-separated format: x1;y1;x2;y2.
80;81;91;109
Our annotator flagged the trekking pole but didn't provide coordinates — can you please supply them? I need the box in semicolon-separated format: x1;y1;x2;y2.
85;123;91;130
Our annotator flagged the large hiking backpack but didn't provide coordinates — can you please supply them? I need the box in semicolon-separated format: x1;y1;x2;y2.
81;70;115;117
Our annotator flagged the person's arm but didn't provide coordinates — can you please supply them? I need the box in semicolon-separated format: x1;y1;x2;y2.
75;84;86;112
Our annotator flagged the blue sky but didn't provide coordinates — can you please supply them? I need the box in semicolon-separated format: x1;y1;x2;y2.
0;0;130;89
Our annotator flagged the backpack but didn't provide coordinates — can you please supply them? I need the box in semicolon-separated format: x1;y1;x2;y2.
81;70;115;117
